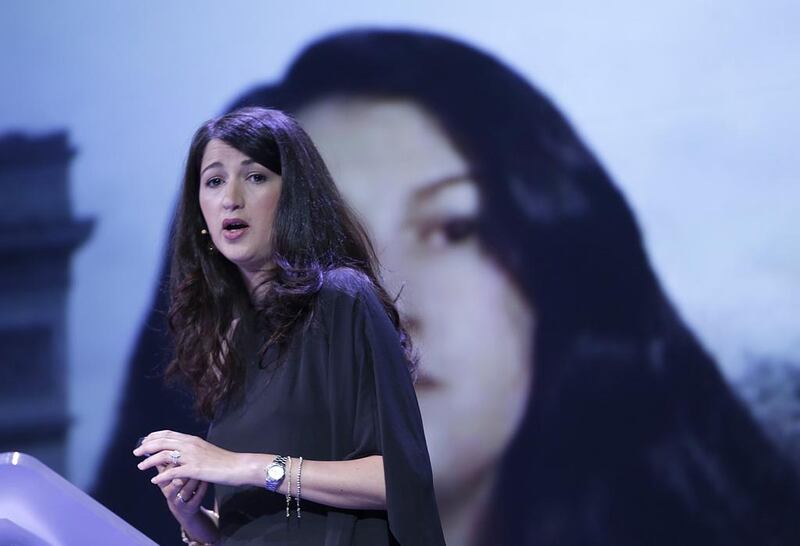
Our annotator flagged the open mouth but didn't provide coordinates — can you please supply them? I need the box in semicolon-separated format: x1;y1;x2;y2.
222;218;250;240
223;218;249;230
224;223;248;231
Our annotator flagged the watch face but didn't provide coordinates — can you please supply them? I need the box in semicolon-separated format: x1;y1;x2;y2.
268;465;285;480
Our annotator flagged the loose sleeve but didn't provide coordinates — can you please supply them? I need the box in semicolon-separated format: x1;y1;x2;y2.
325;277;446;546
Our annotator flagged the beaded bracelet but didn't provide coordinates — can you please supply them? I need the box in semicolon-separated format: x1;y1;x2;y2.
285;456;293;518
296;456;304;519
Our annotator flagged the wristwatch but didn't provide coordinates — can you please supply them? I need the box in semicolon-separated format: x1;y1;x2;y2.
265;455;289;491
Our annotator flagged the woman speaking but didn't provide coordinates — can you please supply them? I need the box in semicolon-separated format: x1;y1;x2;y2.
133;106;445;546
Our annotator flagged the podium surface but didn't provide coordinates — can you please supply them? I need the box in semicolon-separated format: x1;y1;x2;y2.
0;452;159;546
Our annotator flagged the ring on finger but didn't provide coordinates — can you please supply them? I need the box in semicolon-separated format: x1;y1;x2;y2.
176;490;197;504
177;490;197;503
169;450;181;465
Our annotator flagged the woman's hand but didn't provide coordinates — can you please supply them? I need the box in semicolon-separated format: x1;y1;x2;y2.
134;429;245;487
153;461;210;524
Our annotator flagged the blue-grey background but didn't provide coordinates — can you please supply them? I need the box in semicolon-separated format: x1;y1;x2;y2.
2;0;798;489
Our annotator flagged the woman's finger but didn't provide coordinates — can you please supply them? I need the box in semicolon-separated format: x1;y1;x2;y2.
186;481;208;509
175;478;201;505
133;438;181;457
158;476;186;497
137;450;171;472
142;429;181;440
167;481;208;515
151;463;198;486
138;448;185;471
140;430;198;447
152;465;180;485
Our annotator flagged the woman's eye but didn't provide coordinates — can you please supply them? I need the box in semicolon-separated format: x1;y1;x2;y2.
420;216;477;246
205;176;223;188
440;216;477;243
248;173;267;183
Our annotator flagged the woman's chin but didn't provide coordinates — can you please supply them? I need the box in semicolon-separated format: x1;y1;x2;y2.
216;249;255;268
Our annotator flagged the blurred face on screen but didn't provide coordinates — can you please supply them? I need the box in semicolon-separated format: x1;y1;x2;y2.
297;98;534;506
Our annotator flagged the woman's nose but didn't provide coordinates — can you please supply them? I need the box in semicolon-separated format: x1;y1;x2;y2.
222;181;243;210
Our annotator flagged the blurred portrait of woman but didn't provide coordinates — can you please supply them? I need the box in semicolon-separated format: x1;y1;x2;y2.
95;28;800;546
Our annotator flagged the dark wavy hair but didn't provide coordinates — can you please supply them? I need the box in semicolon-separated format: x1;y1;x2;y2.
166;107;416;419
231;30;800;545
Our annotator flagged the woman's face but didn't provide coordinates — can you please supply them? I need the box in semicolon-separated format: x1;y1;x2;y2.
198;139;283;281
297;99;535;504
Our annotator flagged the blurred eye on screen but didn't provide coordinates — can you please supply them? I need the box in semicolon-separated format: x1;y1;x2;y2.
418;215;477;248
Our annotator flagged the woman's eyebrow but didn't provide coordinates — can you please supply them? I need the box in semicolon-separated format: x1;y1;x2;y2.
201;159;257;175
411;173;472;204
200;161;223;175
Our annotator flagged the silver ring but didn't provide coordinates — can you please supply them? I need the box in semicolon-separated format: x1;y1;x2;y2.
169;449;181;465
177;490;197;503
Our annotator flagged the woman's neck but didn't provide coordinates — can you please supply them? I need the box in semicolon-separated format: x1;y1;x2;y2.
238;262;276;303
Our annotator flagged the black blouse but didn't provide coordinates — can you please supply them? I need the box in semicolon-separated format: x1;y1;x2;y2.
206;267;446;545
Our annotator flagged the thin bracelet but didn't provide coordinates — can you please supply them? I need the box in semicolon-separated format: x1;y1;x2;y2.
296;456;303;519
285;456;293;518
